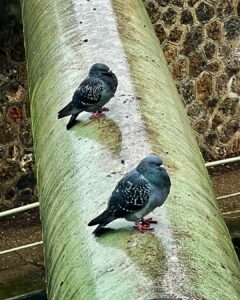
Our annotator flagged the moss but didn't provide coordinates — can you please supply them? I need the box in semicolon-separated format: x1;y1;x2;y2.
74;117;122;155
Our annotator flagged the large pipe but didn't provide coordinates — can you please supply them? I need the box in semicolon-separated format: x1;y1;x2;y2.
21;0;240;299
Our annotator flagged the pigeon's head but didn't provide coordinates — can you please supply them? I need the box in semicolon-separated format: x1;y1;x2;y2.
137;155;163;173
89;63;110;75
137;155;168;186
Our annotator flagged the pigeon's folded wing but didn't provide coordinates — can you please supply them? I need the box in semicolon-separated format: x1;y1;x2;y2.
72;77;103;109
108;170;150;218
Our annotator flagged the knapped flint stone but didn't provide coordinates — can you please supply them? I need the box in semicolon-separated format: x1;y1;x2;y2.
231;73;240;94
8;105;22;123
217;0;234;19
207;60;222;73
186;102;202;118
171;58;189;81
169;27;183;43
0;160;20;183
163;8;178;25
194;116;210;134
225;117;240;134
19;122;33;147
163;43;178;63
180;81;195;104
195;2;215;23
206;21;222;41
181;26;204;55
196;72;213;102
145;1;160;23
219;98;239;116
211;113;225;130
8;144;21;160
224;17;240;40
205;131;217;145
143;0;240;160
207;97;218;108
189;51;206;78
181;9;193;24
225;58;240;76
204;42;216;60
220;118;240;143
155;23;167;43
0;122;17;144
215;73;228;97
220;44;235;60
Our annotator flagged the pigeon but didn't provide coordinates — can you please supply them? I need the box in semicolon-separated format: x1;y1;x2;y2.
88;155;171;234
58;63;118;130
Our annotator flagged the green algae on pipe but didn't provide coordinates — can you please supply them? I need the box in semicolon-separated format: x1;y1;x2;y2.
20;0;240;299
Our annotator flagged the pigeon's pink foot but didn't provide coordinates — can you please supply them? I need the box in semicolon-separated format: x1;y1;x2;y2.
133;220;154;233
142;217;158;224
90;111;104;119
101;107;109;112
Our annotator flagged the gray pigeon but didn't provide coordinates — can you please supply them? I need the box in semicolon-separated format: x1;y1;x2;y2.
58;63;118;130
88;155;171;234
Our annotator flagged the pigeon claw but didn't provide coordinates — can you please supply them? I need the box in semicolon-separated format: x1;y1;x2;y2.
90;111;104;119
101;107;109;112
90;107;109;119
133;220;154;233
142;217;158;224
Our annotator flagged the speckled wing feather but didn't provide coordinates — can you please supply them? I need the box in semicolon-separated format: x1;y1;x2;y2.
72;77;103;109
107;170;150;218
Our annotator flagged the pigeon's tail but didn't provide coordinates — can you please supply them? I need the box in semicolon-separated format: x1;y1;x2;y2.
58;103;81;119
88;210;115;234
66;113;80;130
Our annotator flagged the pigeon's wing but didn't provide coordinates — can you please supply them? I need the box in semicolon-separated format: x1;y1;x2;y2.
108;170;150;218
72;77;103;109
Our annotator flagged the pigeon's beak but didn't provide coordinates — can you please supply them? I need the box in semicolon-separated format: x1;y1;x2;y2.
108;69;112;73
160;165;166;169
